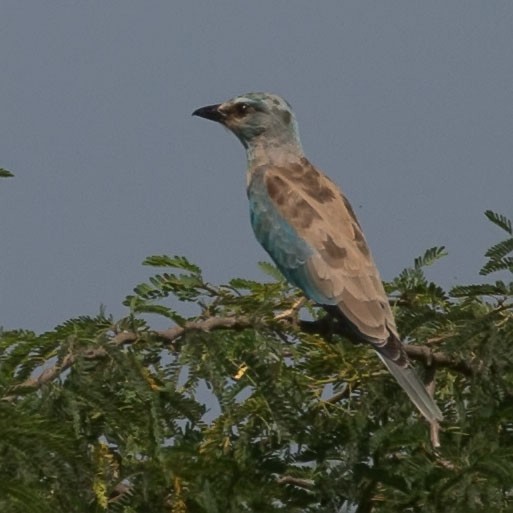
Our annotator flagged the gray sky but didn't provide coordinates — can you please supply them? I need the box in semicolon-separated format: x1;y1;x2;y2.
1;2;512;332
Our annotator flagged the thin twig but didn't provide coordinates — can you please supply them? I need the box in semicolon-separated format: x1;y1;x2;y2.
423;365;441;448
276;475;314;489
324;384;350;404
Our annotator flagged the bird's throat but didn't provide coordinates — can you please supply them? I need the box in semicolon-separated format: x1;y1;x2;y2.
245;137;304;169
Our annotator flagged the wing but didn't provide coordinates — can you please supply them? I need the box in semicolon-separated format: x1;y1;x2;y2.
247;159;443;423
248;167;327;304
248;158;396;343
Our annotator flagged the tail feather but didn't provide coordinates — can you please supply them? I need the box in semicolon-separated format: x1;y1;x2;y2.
324;305;443;421
377;352;443;422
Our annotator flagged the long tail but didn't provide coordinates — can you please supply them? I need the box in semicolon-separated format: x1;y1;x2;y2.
323;305;443;421
377;352;443;422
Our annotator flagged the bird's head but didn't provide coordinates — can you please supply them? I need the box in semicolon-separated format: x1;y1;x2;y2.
193;93;302;154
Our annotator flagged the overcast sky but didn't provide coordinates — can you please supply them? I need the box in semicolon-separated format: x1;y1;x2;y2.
1;2;512;332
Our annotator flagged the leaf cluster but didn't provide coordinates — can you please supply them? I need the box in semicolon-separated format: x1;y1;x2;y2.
1;211;513;512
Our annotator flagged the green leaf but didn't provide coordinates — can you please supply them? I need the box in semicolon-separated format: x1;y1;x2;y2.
485;237;513;260
414;246;447;269
450;282;510;297
229;277;262;290
130;303;186;324
0;168;14;178
484;210;513;235
258;261;285;282
132;271;204;302
142;255;201;274
480;256;513;276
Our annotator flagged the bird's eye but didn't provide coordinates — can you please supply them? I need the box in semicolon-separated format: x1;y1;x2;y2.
234;103;249;117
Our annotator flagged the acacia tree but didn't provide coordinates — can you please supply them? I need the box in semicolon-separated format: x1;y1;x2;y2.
1;210;513;513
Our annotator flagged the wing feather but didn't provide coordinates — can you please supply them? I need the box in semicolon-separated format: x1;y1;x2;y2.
255;159;396;342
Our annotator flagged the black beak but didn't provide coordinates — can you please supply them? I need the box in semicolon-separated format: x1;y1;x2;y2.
192;103;225;123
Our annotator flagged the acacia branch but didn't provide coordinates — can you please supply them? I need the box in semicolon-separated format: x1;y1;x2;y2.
2;348;109;401
298;318;474;376
423;364;441;448
324;383;350;404
4;313;472;400
276;475;314;489
111;315;254;347
403;345;473;376
3;316;253;399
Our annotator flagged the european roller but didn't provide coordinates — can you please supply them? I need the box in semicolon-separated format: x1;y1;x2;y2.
193;92;443;423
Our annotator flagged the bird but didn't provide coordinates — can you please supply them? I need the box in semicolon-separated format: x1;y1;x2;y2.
193;92;443;423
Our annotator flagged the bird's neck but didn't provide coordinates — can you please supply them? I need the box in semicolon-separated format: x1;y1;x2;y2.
245;136;304;169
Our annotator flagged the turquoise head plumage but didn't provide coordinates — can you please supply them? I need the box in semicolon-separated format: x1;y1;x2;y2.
193;92;303;164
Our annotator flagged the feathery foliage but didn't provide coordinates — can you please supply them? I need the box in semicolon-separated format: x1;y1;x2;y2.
0;168;14;178
1;210;513;512
481;210;513;276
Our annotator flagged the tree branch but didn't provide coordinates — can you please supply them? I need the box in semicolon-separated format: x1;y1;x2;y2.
423;364;441;448
324;384;350;404
276;475;314;489
298;318;474;376
3;313;473;400
403;345;473;376
2;348;109;401
3;316;253;399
